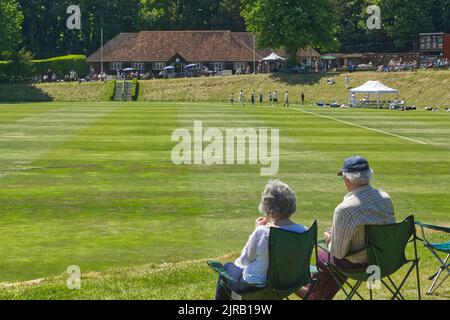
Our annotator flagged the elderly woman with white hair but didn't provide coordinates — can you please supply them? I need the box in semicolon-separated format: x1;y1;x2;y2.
215;180;307;300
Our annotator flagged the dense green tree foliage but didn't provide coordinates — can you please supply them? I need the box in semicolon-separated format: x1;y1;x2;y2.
18;0;141;58
242;0;337;63
0;0;24;58
5;0;450;57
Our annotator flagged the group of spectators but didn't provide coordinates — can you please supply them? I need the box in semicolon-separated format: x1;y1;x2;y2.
31;67;110;83
425;58;449;70
31;69;81;83
377;59;419;72
376;57;450;72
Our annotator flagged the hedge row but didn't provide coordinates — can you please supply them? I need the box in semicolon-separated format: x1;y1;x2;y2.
0;55;88;78
32;55;88;77
131;78;139;101
104;80;116;101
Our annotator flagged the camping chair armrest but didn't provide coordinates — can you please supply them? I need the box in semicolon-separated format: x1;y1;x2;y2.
318;239;330;252
207;261;239;284
345;246;368;257
416;221;450;234
317;240;367;259
207;261;264;288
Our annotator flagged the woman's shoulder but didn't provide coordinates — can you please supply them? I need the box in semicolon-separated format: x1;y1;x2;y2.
252;225;271;237
281;224;308;234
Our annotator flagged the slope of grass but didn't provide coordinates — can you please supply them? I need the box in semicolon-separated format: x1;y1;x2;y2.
0;71;449;106
0;82;106;102
138;71;450;107
0;102;449;299
1;245;448;300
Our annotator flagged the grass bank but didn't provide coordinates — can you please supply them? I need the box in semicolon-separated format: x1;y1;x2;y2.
140;71;450;107
1;71;449;106
0;82;107;102
1;247;448;300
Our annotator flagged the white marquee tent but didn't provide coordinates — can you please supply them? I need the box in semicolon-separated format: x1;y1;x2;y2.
261;52;286;61
350;80;399;108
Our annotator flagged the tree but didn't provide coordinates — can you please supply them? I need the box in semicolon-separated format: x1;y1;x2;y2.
18;0;141;57
176;0;220;29
380;0;435;50
241;0;337;64
8;48;35;78
331;0;369;52
429;0;450;33
0;0;24;58
213;0;246;31
139;0;246;32
139;0;178;30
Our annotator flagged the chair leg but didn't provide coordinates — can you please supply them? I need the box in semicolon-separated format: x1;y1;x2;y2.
325;264;349;298
427;249;450;295
428;267;450;295
390;263;416;300
326;264;365;300
345;280;365;300
381;278;398;298
415;261;422;301
347;277;364;301
413;234;421;301
387;276;405;300
427;254;449;295
328;266;355;299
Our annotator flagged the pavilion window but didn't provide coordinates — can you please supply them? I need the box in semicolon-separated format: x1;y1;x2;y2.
153;62;166;70
213;62;224;71
110;62;123;70
132;62;145;71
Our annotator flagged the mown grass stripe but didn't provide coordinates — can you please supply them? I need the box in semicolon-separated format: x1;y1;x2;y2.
292;107;428;145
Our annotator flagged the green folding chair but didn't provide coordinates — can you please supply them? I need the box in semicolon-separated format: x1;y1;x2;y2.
416;221;450;295
324;216;421;300
208;221;318;300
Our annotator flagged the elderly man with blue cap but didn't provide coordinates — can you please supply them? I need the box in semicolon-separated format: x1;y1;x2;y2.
298;156;396;300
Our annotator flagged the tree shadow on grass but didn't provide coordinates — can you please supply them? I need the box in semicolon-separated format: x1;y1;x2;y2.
268;72;342;86
0;84;53;103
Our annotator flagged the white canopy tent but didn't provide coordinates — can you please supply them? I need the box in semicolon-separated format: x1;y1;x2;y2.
350;81;399;108
262;52;286;61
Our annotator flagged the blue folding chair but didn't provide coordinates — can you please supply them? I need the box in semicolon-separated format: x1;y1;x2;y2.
416;221;450;295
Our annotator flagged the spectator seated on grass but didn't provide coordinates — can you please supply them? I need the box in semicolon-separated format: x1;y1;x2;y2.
327;76;335;85
297;156;396;300
215;180;308;300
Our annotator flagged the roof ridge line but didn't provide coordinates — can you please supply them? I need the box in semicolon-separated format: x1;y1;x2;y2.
230;33;262;59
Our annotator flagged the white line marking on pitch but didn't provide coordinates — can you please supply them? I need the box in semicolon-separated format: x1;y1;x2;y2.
292;108;428;145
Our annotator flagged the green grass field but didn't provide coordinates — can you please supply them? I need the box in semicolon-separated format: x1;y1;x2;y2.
0;101;449;299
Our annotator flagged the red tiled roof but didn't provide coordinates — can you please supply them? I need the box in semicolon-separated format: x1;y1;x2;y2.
87;30;321;63
87;33;138;62
88;30;264;62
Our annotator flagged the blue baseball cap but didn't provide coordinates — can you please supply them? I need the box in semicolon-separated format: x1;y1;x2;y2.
338;156;370;176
